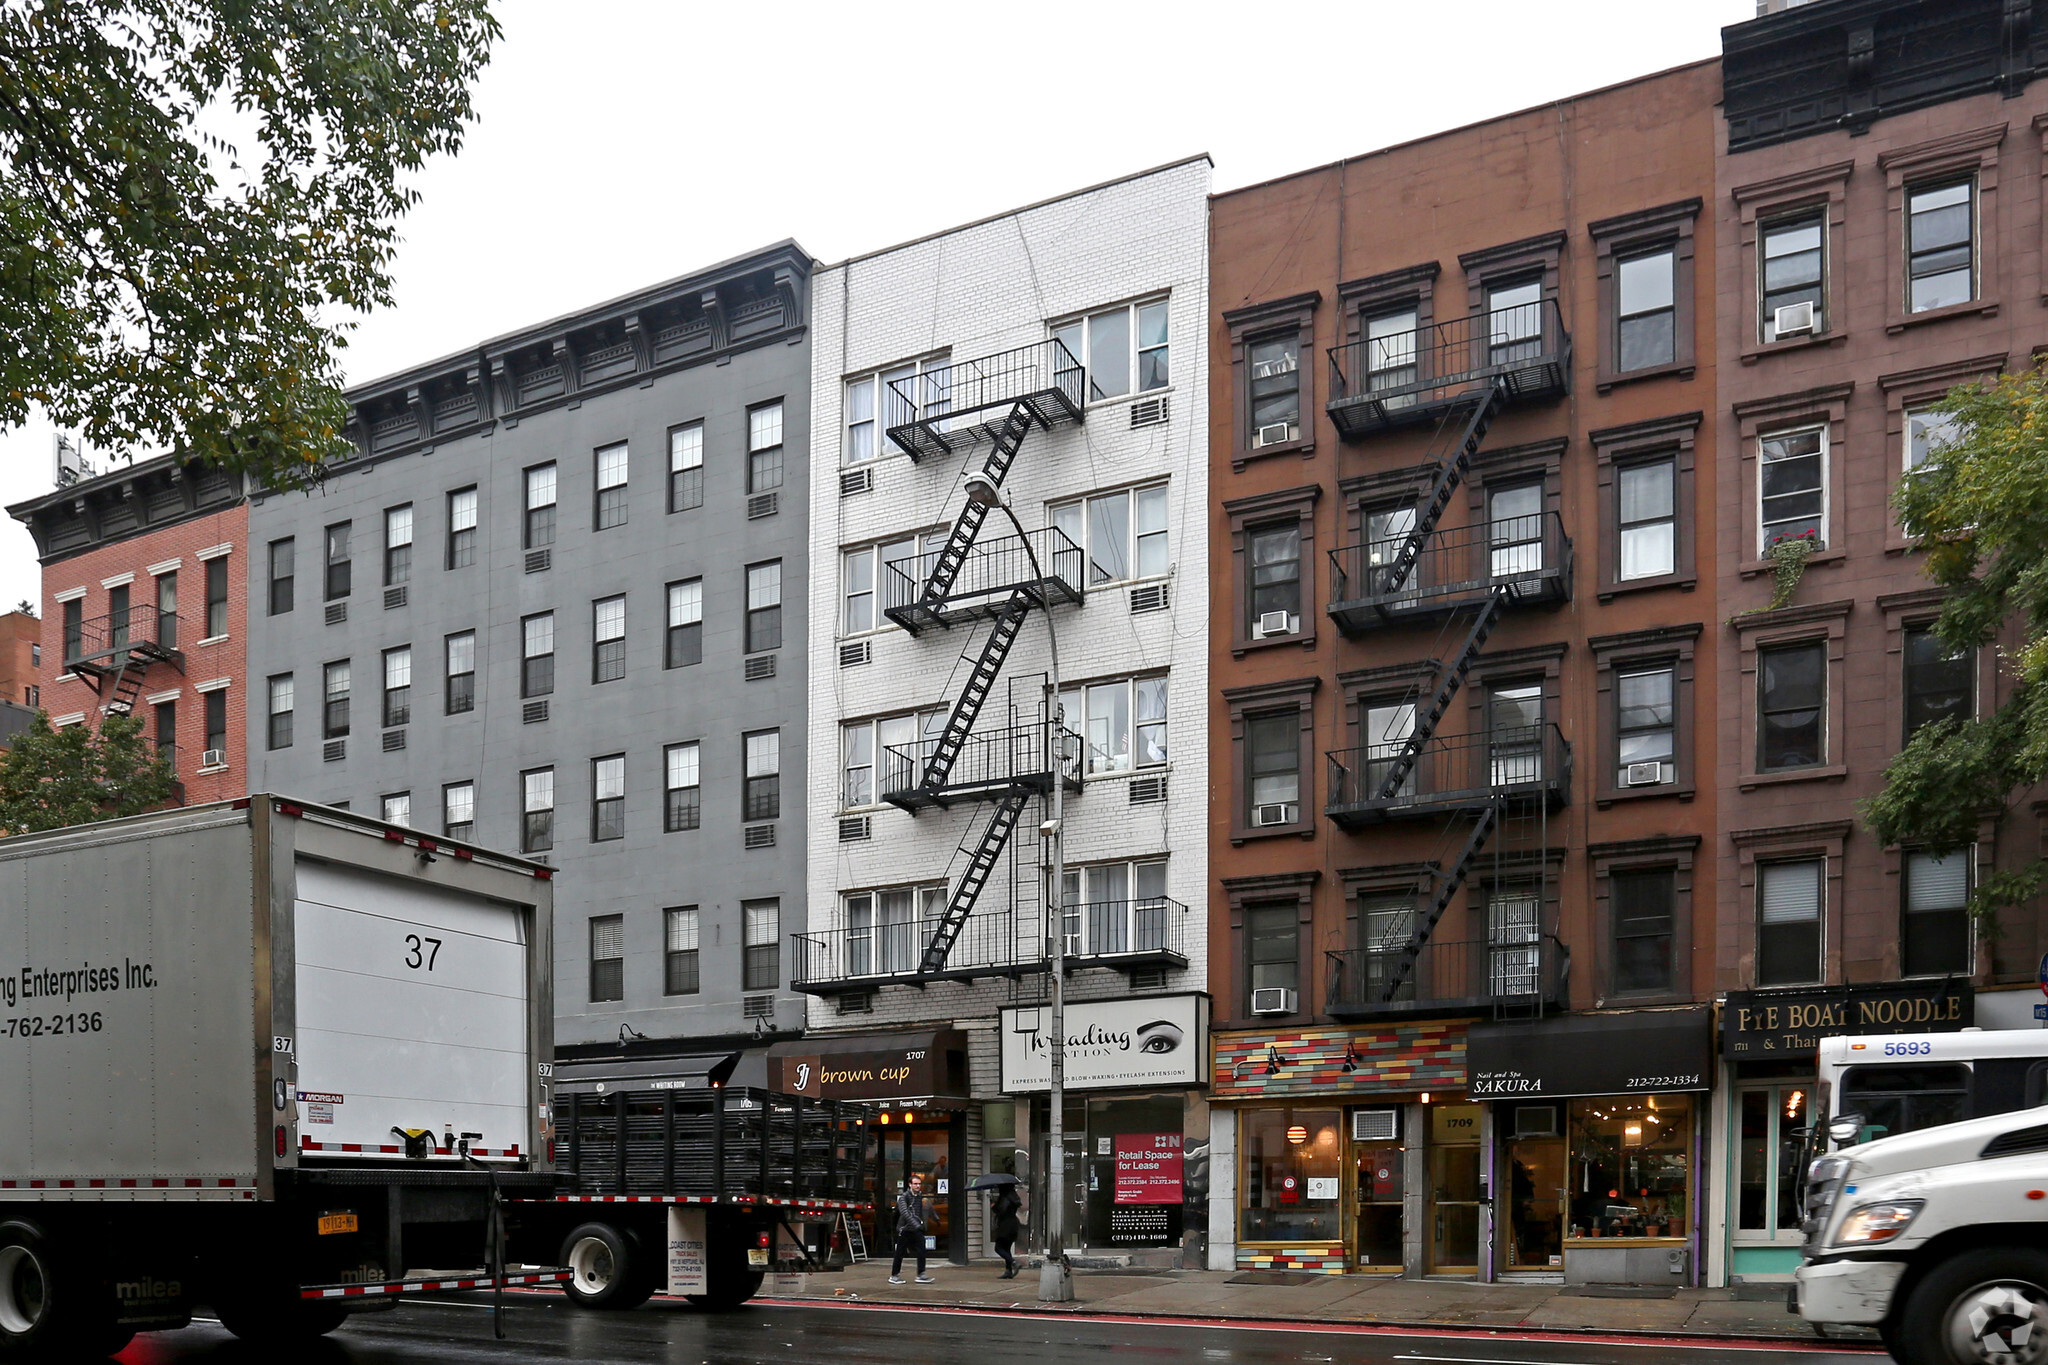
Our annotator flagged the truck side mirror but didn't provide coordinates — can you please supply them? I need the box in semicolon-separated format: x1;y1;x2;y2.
1828;1114;1865;1147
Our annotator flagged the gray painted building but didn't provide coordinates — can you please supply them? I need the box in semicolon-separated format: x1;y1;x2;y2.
245;241;814;1069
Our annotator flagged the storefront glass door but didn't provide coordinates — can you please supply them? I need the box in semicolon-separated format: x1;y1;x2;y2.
1733;1082;1809;1276
1354;1140;1404;1270
865;1122;956;1260
1503;1137;1565;1272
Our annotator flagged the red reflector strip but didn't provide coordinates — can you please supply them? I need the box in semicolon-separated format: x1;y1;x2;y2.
298;1269;572;1301
383;829;405;842
454;848;474;861
417;838;438;853
231;797;251;810
279;802;304;818
533;867;552;880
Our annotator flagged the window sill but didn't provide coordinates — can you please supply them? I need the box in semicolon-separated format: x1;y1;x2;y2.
1595;781;1695;808
1596;361;1696;394
1231;437;1316;473
1740;330;1845;365
1229;823;1316;846
1888;297;2000;336
1738;546;1844;578
194;634;228;647
1082;763;1172;784
1597;574;1697;603
1564;1237;1687;1249
1086;384;1176;412
195;763;229;776
1230;630;1317;661
1738;763;1848;792
56;672;76;684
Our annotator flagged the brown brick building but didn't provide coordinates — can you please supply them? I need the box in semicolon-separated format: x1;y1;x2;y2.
1205;61;1723;1282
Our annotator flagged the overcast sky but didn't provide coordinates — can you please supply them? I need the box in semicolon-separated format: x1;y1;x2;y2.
0;0;1757;612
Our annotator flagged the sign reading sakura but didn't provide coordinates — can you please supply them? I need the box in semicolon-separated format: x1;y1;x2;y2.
999;993;1209;1093
1113;1133;1184;1205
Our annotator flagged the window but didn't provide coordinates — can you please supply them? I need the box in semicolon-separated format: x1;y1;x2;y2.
108;584;129;652
743;729;779;821
1758;641;1825;771
843;531;948;633
155;571;178;650
1616;665;1676;785
747;401;784;494
1364;308;1419;397
1361;700;1416;799
1903;626;1973;741
1758;426;1825;553
1907;179;1974;313
844;359;950;464
268;538;295;615
522;768;554;853
203;556;227;638
1842;1063;1968;1142
1903;850;1971;977
1059;859;1170;956
588;915;623;1002
591;755;625;841
1757;859;1823;986
1487;883;1542;998
20;686;33;708
842;711;943;808
665;907;700;995
1905;405;1964;472
1246;333;1301;445
384;504;413;585
668;423;703;511
27;644;35;669
524;464;557;549
1760;211;1824;341
1365;505;1417;588
664;741;700;832
323;660;350;739
1052;298;1168;403
382;792;411;827
592;595;626;683
204;688;227;758
1736;1084;1812;1240
1487;279;1543;365
1247;713;1301;824
61;599;80;666
443;781;475;842
382;646;411;728
266;674;293;749
594;442;628;530
745;561;781;653
1615;248;1676;371
153;700;175;758
1050;484;1168;585
742;899;780;992
844;887;943;977
1060;676;1168;776
665;580;702;668
1488;683;1545;786
1248;525;1300;631
1246;904;1300;1003
1240;1106;1342;1243
445;631;475;715
522;612;554;698
1488;482;1544;579
324;522;351;601
446;487;478;568
1618;458;1676;581
1611;869;1675;994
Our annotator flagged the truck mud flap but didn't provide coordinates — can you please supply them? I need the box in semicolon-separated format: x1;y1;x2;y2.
300;1268;571;1300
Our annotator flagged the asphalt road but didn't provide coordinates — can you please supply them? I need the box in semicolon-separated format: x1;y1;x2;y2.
107;1296;1888;1365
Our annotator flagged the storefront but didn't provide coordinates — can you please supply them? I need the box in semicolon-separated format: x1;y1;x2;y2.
1468;1007;1711;1285
768;1029;972;1264
1713;981;1973;1283
1000;994;1209;1263
1211;1021;1470;1276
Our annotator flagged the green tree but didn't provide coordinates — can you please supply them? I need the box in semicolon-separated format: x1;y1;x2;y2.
0;712;176;835
0;0;499;488
1865;367;2048;921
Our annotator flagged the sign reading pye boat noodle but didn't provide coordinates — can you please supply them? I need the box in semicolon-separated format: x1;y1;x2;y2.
999;993;1208;1093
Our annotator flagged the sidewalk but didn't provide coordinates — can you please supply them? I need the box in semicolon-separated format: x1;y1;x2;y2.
767;1260;1876;1343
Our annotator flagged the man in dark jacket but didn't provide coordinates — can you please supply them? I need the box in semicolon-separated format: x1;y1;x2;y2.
888;1172;935;1284
990;1184;1022;1278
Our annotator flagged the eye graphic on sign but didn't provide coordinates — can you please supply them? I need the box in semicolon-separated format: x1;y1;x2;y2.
1135;1020;1183;1055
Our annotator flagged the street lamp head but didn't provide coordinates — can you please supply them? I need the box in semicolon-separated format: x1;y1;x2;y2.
961;473;1008;509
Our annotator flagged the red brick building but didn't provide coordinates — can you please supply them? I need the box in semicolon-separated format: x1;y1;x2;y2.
9;457;251;803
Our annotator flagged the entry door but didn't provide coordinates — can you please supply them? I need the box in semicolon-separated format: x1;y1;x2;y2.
1503;1138;1565;1271
1428;1144;1482;1273
1355;1143;1405;1270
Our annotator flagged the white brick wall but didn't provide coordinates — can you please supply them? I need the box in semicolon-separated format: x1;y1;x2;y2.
803;159;1212;1075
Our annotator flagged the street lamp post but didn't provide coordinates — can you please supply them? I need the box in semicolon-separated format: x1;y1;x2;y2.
961;473;1072;1303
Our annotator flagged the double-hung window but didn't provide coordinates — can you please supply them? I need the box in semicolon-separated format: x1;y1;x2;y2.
204;556;228;638
1247;333;1300;446
748;401;784;494
445;631;475;715
664;741;700;831
1051;484;1168;586
594;442;628;530
845;358;950;463
1759;426;1825;552
154;572;177;650
842;711;942;808
522;768;554;853
745;561;781;653
382;645;411;728
1615;247;1676;372
268;538;295;615
1365;309;1419;398
204;688;227;758
324;522;352;601
447;487;478;568
1903;625;1973;741
1761;211;1824;340
1060;859;1170;956
323;661;350;738
1488;684;1546;786
524;464;557;549
380;792;410;827
588;915;623;1002
1611;868;1676;994
1361;701;1416;799
1758;641;1824;771
522;612;555;698
1617;665;1676;786
443;781;475;842
844;532;948;632
668;424;703;512
1246;904;1300;1003
1060;677;1168;776
665;907;700;995
665;580;702;668
1487;279;1543;365
1757;859;1823;987
592;595;626;683
1249;525;1300;634
384;504;413;585
1052;299;1169;403
1908;179;1975;313
1488;483;1544;579
1618;458;1677;580
845;887;940;977
591;755;625;841
267;674;294;750
743;730;779;821
1903;850;1971;977
742;899;780;992
1247;713;1301;825
1905;405;1965;473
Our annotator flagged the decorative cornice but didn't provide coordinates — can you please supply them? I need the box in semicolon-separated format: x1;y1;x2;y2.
1589;412;1704;450
1877;352;2008;392
1588;622;1705;653
1731;381;1856;422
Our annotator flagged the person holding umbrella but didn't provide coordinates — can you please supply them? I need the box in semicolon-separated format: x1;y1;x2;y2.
970;1172;1023;1279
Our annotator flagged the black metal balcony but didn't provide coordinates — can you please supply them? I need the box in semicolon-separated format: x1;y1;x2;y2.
1326;935;1568;1020
1325;724;1571;828
1326;299;1570;439
790;898;1191;995
63;605;183;678
885;340;1086;461
884;528;1086;635
881;721;1081;811
1327;513;1571;635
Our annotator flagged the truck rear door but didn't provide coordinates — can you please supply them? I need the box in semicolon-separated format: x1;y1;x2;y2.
291;859;531;1157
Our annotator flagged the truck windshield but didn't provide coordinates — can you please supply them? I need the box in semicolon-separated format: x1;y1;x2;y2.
1841;1063;1969;1141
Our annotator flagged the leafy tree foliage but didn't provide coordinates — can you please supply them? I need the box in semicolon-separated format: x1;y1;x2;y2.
1866;367;2048;918
0;712;175;835
0;1;498;487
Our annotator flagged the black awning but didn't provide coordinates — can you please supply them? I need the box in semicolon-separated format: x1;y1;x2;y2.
552;1050;742;1096
1467;1006;1712;1100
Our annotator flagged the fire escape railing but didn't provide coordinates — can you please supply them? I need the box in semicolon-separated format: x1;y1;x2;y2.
1326;298;1569;439
1328;513;1571;635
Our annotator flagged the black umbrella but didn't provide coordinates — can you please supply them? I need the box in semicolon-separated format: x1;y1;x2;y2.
968;1172;1019;1189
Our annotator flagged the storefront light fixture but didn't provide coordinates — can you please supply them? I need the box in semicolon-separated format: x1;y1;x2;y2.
1286;1125;1309;1145
1340;1043;1361;1075
1264;1046;1283;1076
1419;1092;1430;1105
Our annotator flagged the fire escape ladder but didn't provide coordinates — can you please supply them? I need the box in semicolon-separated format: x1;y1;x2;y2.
920;791;1031;973
921;405;1038;608
1372;586;1509;802
919;589;1034;793
1378;799;1503;1001
102;659;146;722
1377;381;1505;595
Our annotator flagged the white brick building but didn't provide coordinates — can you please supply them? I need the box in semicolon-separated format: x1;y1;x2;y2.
790;158;1212;1266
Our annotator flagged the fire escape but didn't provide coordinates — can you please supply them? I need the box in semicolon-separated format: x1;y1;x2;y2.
1318;299;1574;1021
66;604;184;730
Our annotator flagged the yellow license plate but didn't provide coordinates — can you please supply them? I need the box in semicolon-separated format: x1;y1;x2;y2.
317;1212;359;1236
747;1248;770;1267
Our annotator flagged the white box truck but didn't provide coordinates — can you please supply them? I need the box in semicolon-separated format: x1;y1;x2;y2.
0;796;561;1357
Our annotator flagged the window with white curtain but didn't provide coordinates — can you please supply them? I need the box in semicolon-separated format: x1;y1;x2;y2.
1059;860;1170;956
1051;299;1169;402
1050;483;1169;586
844;357;950;464
1059;677;1167;776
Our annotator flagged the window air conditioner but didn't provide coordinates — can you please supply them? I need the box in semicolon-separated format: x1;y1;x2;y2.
201;748;226;768
1252;610;1295;639
1773;301;1816;338
1352;1108;1400;1142
1254;422;1296;448
1623;761;1666;787
1251;987;1297;1016
1254;802;1298;827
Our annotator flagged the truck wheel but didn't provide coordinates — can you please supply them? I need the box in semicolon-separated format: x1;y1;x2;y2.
560;1223;654;1311
1896;1247;2048;1365
685;1268;763;1312
0;1223;121;1359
